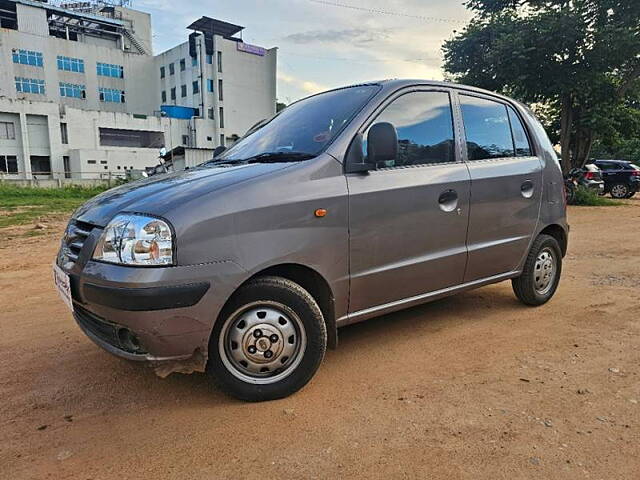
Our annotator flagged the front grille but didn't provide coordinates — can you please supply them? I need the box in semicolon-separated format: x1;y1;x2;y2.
74;304;147;355
61;220;94;265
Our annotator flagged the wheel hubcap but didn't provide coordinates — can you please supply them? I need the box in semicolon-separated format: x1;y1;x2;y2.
612;185;627;197
219;302;306;384
533;248;556;295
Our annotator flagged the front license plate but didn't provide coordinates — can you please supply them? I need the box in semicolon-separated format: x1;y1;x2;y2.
53;264;73;312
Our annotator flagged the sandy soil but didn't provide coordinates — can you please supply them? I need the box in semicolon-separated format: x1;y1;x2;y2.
1;200;639;479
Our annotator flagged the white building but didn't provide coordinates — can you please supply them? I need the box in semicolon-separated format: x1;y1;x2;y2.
0;0;277;180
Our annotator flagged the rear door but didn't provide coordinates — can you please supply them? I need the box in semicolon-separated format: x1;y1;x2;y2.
598;161;619;186
457;93;543;282
347;89;471;314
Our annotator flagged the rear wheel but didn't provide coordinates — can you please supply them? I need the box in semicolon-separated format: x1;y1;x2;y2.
610;183;629;199
512;234;562;306
207;276;326;401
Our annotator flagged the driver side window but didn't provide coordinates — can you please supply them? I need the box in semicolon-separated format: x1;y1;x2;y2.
364;91;456;168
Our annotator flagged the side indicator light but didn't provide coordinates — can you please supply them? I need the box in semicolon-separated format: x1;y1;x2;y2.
314;208;327;218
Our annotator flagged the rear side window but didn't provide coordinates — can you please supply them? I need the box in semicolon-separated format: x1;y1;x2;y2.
507;107;532;156
365;90;456;168
597;162;616;170
460;95;514;160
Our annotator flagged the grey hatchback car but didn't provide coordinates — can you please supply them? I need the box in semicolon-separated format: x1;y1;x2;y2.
54;80;568;401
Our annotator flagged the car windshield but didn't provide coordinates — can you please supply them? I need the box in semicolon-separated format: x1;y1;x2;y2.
214;85;380;163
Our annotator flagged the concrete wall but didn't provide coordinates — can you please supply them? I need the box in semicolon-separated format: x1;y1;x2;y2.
0;97;197;179
155;33;277;147
0;6;157;115
0;2;277;182
220;41;277;142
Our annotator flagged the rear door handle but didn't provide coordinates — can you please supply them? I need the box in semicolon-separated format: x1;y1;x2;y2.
438;189;458;212
521;180;534;198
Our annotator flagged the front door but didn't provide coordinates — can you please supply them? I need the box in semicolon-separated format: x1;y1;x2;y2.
347;89;471;314
457;93;543;282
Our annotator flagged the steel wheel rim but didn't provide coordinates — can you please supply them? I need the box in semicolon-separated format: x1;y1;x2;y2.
611;185;627;198
218;301;306;385
533;247;556;295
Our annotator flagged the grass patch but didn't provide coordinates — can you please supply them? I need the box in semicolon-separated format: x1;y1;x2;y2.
0;185;108;228
571;186;623;206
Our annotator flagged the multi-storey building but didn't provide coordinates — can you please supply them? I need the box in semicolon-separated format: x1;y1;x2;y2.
0;0;277;180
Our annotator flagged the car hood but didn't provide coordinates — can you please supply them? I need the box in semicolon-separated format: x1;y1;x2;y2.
74;162;292;227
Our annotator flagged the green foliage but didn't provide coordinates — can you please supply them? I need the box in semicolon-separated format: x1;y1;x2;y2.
571;186;621;206
443;0;640;171
0;185;107;228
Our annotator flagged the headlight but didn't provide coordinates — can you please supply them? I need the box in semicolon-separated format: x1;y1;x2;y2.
93;214;174;266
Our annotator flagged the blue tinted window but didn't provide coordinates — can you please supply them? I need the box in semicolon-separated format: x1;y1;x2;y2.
461;95;515;160
15;77;45;94
97;62;124;78
59;82;86;99
207;79;214;92
99;87;125;103
507;106;532;156
57;56;84;73
206;54;213;64
13;50;43;67
365;91;456;167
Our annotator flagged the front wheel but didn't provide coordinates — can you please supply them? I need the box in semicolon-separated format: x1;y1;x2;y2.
512;234;562;306
207;276;327;401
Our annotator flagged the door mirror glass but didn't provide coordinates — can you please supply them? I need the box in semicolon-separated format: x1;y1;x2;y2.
367;122;398;164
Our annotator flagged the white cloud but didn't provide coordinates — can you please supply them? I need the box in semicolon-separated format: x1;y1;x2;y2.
136;0;473;101
278;72;328;97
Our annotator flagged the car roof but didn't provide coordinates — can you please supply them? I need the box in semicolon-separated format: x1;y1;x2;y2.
328;79;529;108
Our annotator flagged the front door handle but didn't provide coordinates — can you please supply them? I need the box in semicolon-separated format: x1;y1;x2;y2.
438;189;458;212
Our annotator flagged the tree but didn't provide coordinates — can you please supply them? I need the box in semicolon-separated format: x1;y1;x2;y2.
442;0;640;173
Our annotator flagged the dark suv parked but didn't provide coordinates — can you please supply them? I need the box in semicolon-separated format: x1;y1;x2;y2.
593;160;640;198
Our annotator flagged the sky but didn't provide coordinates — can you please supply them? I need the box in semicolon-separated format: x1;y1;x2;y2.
134;0;473;103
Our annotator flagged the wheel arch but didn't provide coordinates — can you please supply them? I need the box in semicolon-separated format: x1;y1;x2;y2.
222;263;338;350
539;224;568;257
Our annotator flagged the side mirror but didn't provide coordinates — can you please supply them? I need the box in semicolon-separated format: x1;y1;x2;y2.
344;123;398;174
367;122;397;164
212;146;226;158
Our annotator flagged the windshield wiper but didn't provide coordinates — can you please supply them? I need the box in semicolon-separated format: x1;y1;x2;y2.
200;151;314;168
246;151;315;163
199;158;246;167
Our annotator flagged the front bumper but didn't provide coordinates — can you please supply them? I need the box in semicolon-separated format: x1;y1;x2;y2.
57;221;246;365
582;180;604;192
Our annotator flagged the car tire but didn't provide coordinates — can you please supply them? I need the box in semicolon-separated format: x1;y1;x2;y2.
207;276;327;401
512;234;562;306
624;191;636;198
610;183;629;199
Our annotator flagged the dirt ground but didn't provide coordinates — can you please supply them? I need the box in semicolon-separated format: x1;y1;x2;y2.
1;200;639;480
